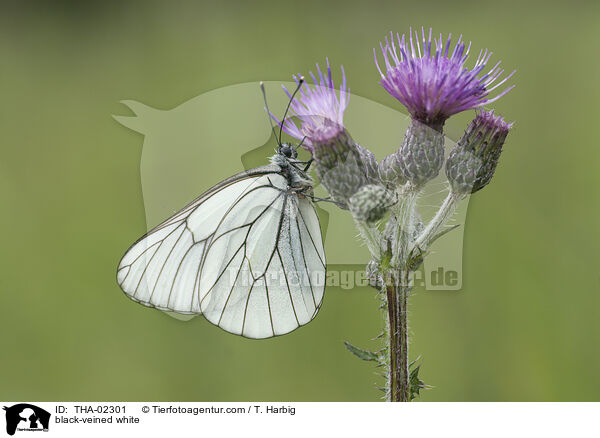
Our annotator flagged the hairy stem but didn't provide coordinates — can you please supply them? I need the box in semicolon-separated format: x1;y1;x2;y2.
384;184;418;402
391;186;418;267
414;191;464;251
386;270;411;401
354;218;382;260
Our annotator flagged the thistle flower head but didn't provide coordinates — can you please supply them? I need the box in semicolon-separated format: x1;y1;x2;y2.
396;119;445;187
467;109;513;144
269;60;369;208
375;28;515;129
446;109;513;194
270;59;349;151
310;129;378;210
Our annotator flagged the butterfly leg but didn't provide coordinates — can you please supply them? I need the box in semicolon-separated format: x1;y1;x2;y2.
302;158;314;172
310;195;344;208
290;158;314;171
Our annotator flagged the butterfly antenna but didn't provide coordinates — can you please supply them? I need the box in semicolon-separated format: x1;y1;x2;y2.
296;136;307;150
279;76;304;145
260;82;281;146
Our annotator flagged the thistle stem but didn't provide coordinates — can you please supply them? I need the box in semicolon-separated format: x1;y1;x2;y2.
385;184;418;402
353;218;382;260
391;185;418;267
357;186;464;401
386;271;411;402
414;191;464;251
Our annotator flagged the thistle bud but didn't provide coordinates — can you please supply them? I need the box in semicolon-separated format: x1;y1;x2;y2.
313;129;375;208
445;110;512;194
378;153;407;188
348;184;394;223
397;120;445;187
356;143;380;185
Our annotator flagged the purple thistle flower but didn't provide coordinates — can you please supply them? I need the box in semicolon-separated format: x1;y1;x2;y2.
446;109;513;194
470;108;513;138
270;59;349;151
374;28;515;129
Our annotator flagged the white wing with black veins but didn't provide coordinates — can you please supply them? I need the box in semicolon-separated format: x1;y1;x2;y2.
117;169;326;339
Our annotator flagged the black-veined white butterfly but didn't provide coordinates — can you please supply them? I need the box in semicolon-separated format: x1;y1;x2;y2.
116;80;326;339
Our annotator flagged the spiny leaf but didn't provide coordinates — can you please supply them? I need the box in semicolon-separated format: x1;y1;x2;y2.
373;331;386;340
430;224;460;244
409;356;421;368
344;341;380;362
409;357;430;400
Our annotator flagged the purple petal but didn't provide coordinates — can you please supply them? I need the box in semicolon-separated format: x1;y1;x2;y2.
374;28;515;125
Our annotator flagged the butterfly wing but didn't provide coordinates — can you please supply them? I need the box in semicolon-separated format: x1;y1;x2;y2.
117;165;281;314
199;183;326;338
116;165;326;338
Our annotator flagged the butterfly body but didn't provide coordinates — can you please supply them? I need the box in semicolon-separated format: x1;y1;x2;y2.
269;143;313;192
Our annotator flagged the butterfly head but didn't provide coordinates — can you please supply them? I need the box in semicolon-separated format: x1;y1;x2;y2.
277;143;298;160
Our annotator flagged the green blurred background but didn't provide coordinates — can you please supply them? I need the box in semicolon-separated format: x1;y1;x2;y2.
1;0;599;401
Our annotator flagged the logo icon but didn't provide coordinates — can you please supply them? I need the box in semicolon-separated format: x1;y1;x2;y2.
3;404;50;436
